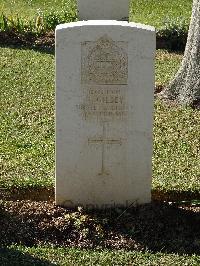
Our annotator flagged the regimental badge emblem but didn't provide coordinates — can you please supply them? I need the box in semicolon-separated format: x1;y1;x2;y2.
81;35;128;85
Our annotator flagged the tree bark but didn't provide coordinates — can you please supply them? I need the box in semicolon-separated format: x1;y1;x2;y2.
161;0;200;107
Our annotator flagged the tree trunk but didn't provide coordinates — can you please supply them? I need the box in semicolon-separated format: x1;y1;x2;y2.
161;0;200;107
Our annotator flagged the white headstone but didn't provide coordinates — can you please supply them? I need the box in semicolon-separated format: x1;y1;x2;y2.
77;0;130;20
55;20;155;208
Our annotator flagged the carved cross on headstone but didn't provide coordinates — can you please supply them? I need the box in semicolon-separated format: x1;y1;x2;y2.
77;0;130;21
88;122;122;176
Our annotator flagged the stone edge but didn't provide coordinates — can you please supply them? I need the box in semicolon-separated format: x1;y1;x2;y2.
56;20;155;32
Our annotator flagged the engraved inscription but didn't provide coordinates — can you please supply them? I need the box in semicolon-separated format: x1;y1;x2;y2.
79;35;129;176
81;35;128;85
79;35;128;122
77;86;127;121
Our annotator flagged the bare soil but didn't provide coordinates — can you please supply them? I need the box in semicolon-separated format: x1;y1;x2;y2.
0;31;55;51
0;200;200;254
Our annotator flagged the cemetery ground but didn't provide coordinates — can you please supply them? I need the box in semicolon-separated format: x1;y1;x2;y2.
0;46;200;265
0;1;200;266
0;0;192;50
0;0;192;29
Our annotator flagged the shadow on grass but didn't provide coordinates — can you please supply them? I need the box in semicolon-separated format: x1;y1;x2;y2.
0;30;54;55
1;186;200;203
0;43;54;55
0;247;56;266
115;202;200;255
0;29;187;55
152;189;200;202
0;201;199;255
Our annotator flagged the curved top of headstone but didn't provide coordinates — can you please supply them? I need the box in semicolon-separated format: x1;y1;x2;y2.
77;0;130;21
56;21;155;33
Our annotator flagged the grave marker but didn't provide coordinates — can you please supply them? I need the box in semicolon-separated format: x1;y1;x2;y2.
55;2;155;208
77;0;130;20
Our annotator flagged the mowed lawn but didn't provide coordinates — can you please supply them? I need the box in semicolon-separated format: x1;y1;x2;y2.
1;246;200;266
0;2;199;265
0;0;76;20
0;46;199;195
0;47;55;189
0;0;193;29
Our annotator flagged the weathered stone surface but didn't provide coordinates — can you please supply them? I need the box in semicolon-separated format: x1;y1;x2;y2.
77;0;130;20
55;21;155;208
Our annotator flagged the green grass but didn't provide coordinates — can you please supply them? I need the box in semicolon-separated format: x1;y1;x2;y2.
0;47;200;195
0;0;192;30
130;0;192;29
153;100;200;194
0;0;76;20
154;53;200;194
156;50;182;85
0;246;200;266
0;0;77;34
0;47;54;189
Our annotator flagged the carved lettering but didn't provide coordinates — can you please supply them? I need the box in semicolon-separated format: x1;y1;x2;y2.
79;35;128;122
